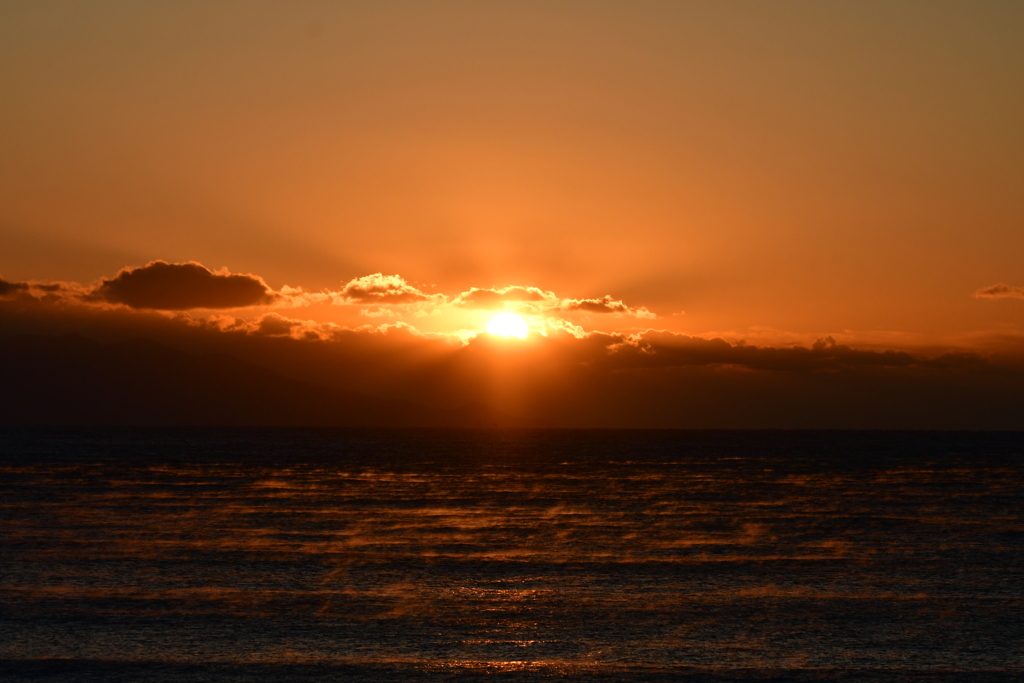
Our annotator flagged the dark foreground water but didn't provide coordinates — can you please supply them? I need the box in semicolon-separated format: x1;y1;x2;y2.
1;429;1022;682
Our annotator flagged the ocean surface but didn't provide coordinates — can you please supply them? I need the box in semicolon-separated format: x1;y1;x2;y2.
1;429;1022;682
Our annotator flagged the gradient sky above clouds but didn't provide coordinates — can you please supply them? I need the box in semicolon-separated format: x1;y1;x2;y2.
2;0;1023;346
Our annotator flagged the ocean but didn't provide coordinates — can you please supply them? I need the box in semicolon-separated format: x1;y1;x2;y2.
1;429;1022;681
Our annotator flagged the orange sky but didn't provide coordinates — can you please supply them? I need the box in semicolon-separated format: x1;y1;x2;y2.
2;1;1023;348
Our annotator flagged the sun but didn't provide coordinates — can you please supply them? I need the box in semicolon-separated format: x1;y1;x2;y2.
486;312;529;339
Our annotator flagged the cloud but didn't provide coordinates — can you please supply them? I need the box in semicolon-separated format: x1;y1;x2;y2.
246;270;656;321
7;264;657;324
360;307;400;318
0;277;29;296
559;295;657;318
603;331;924;372
272;284;334;307
338;273;430;304
93;261;278;310
453;286;656;319
5;260;1024;428
256;313;300;336
453;286;553;308
2;292;1023;429
562;295;629;314
248;313;343;341
975;284;1024;300
31;283;65;293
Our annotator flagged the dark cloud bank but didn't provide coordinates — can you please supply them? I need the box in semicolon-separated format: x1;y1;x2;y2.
0;276;29;296
2;290;1023;429
93;261;278;310
0;334;475;427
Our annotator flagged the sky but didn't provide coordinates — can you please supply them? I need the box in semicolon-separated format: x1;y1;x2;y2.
2;1;1023;427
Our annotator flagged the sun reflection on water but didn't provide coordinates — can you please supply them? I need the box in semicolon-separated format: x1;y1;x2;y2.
2;431;1023;679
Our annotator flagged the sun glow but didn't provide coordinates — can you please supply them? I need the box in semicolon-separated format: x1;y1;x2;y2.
486;313;529;339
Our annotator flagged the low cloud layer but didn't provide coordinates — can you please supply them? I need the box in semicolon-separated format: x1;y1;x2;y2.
2;288;1023;429
3;260;1023;428
975;284;1024;300
94;261;278;310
